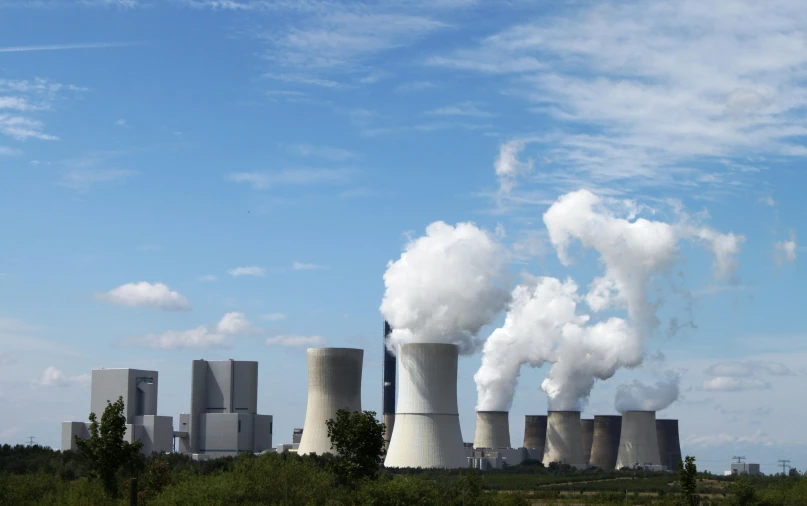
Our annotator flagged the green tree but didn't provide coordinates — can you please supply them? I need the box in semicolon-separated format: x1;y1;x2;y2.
325;409;386;485
730;477;757;506
678;455;700;506
74;395;143;497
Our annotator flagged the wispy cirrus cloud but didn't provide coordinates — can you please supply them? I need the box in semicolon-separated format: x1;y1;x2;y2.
424;101;493;118
265;334;325;348
0;41;139;53
227;266;266;277
702;359;793;392
292;261;328;271
229;168;352;190
429;0;807;197
289;143;355;161
60;169;137;190
0;77;86;143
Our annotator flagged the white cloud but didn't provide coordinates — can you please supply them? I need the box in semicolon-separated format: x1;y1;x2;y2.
702;377;772;392
0;114;58;141
0;42;138;53
229;168;351;190
395;81;436;93
429;0;807;193
115;118;127;127
775;231;798;266
0;146;20;156
265;335;325;348
227;266;266;277
292;261;328;271
263;312;286;321
424;101;493;118
0;78;86;143
97;282;191;311
494;139;533;201
60;169;137;191
704;360;793;378
34;366;90;388
290;144;355;161
130;312;260;350
197;274;218;282
684;430;774;448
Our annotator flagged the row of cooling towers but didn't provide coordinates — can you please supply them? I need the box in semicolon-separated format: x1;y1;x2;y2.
293;323;681;470
478;411;682;470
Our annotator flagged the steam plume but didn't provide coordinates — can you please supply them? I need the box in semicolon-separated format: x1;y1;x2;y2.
615;372;681;413
380;221;511;355
476;189;742;411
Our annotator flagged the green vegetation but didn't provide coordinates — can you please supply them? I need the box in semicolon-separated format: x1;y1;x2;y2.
325;409;386;485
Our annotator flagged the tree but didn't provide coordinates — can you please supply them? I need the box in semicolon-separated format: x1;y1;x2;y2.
790;467;801;477
678;455;700;506
326;409;386;485
75;395;143;497
730;478;757;506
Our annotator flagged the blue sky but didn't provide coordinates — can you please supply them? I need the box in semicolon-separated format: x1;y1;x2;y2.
1;0;806;474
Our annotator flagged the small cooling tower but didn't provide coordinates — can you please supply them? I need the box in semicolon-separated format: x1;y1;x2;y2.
296;348;363;456
581;418;594;465
523;415;547;454
473;411;511;449
656;419;683;471
615;411;661;469
384;343;466;469
589;415;622;470
543;411;585;467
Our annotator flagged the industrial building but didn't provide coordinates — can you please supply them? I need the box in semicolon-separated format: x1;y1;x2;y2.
384;343;467;469
175;359;273;458
297;348;363;456
589;415;622;470
543;411;586;467
62;368;173;456
727;462;761;476
615;411;662;470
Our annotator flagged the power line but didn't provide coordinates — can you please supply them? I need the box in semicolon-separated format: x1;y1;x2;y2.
733;456;746;464
778;459;791;475
25;436;36;446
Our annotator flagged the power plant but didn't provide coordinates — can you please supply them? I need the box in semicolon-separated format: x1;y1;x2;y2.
615;411;662;470
297;348;363;456
589;415;622;470
543;411;586;467
523;415;547;455
656;419;683;471
473;411;511;449
383;321;396;451
384;343;467;469
581;418;594;465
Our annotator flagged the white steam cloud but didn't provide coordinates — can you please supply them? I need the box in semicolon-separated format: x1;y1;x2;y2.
476;189;743;412
380;221;511;355
614;373;681;413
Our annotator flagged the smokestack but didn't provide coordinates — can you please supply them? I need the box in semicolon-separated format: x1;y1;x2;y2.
656;419;682;471
473;411;511;449
615;410;661;469
581;418;594;465
383;321;396;451
589;415;622;470
523;415;547;453
296;348;363;456
384;343;466;469
543;411;585;467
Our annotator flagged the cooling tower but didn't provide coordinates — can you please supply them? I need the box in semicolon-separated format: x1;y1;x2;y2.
615;410;661;469
384;343;467;469
543;411;585;467
523;415;547;453
296;348;363;456
383;321;396;450
656;419;683;471
589;415;622;470
581;418;594;465
473;411;511;449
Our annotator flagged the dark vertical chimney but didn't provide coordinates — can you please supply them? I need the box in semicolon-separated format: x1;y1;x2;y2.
383;321;396;450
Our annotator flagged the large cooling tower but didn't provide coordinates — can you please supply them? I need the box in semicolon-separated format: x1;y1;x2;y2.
543;411;586;467
383;321;396;450
656;419;683;471
581;418;594;465
589;415;622;470
384;343;467;469
296;348;363;456
473;411;511;449
524;415;547;453
615;411;661;469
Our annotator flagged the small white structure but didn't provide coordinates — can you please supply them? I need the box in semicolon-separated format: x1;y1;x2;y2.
384;343;467;469
176;359;273;458
543;411;586;467
615;410;662;469
62;368;173;456
296;348;363;456
473;411;511;449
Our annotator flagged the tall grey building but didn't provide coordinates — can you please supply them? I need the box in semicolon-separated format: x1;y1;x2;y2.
61;368;173;456
176;359;273;458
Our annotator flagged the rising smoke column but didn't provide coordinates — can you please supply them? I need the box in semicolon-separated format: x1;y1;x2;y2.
476;189;744;411
380;221;511;355
614;372;681;412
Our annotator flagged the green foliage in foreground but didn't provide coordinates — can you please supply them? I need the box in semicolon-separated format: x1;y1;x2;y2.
326;409;386;485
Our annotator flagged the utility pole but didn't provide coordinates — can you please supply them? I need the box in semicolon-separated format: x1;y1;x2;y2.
733;456;746;474
25;436;36;446
778;459;791;475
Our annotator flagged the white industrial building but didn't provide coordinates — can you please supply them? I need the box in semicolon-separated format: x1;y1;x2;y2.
61;368;173;456
175;359;273;458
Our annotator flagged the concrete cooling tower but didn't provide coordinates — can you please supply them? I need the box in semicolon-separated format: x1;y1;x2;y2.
589;415;622;470
656;419;683;471
581;418;594;465
523;415;547;454
473;411;511;449
615;411;661;469
542;411;585;467
296;348;363;456
384;343;467;469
